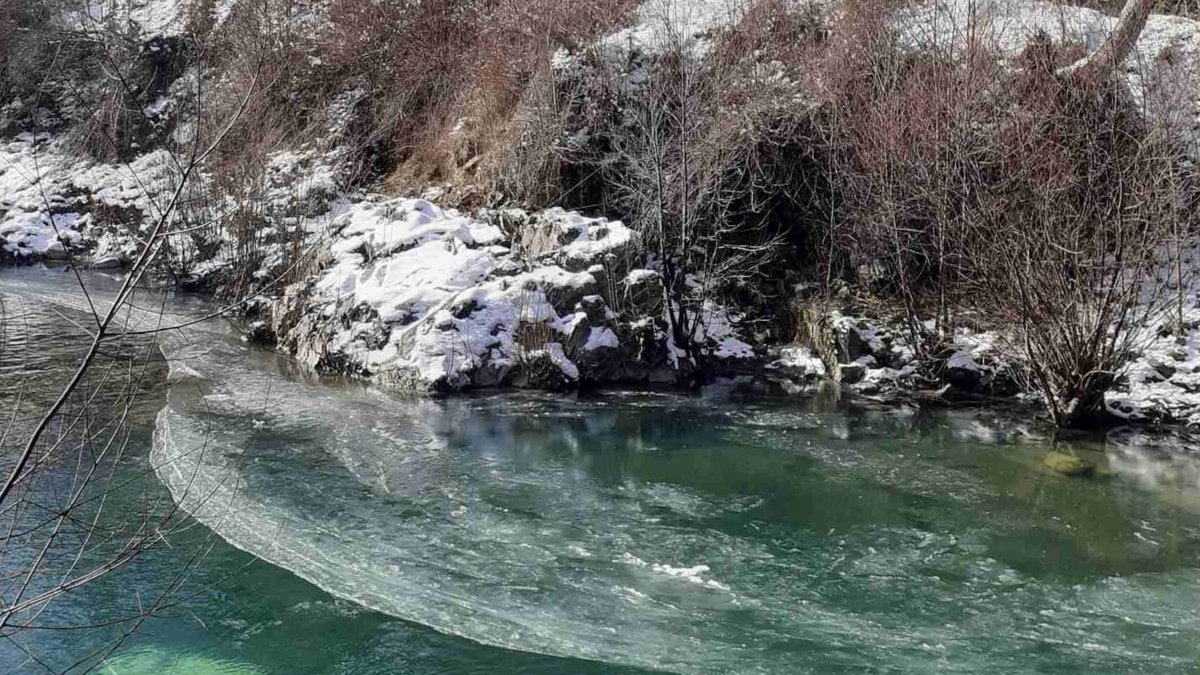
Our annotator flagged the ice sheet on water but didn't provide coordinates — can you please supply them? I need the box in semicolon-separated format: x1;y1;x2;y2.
15;268;1190;674
143;316;1200;673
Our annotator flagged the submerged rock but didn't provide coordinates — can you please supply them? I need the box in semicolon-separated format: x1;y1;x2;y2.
1044;451;1096;477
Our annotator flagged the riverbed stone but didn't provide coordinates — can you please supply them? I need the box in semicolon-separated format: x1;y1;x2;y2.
1044;451;1095;477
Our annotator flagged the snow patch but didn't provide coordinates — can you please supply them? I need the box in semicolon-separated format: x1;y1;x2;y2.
0;136;187;259
698;303;755;360
773;346;827;377
600;0;747;59
65;0;185;38
584;327;620;351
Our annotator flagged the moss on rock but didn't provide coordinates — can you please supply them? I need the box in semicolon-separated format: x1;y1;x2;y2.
1044;451;1096;477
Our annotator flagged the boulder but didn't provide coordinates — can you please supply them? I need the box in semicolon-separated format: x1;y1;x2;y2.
245;321;276;346
767;346;827;386
44;241;69;260
943;364;982;392
576;295;609;323
836;324;870;363
92;254;125;269
1153;361;1178;380
836;362;867;384
1044;451;1095;477
471;362;511;388
624;269;663;316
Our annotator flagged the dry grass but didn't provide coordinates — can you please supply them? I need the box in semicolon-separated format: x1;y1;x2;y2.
230;0;637;192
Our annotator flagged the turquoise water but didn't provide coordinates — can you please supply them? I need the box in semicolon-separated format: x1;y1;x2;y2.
3;267;1200;674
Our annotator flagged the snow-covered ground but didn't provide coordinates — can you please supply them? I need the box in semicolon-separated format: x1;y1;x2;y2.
0;134;182;264
1109;319;1200;426
791;299;1200;427
1107;242;1200;427
600;0;748;58
62;0;185;38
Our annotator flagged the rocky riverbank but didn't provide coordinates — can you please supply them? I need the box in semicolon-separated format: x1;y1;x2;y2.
2;0;1199;428
5;119;1200;428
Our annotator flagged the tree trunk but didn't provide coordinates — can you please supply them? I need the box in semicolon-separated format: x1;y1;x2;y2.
1057;0;1157;80
1058;371;1117;429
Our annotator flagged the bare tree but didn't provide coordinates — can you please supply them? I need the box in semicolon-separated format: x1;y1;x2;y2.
603;0;781;378
1058;0;1157;79
817;0;1196;425
0;6;335;669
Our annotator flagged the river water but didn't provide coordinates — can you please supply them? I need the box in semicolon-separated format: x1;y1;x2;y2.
1;266;1199;674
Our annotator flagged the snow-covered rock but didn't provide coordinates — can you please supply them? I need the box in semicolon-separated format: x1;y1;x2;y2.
1108;314;1200;427
782;308;1029;398
0;135;185;262
939;328;1018;396
282;198;510;387
269;194;765;392
765;346;827;393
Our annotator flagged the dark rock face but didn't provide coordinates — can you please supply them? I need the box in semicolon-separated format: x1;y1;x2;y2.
836;324;871;363
1153;362;1178;380
577;294;608;322
272;282;352;374
471;362;511;388
942;363;982;392
245;320;277;346
834;362;865;384
539;274;600;316
938;353;1020;398
624;271;664;316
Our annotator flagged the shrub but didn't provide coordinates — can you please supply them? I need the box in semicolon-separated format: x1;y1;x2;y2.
815;5;1198;426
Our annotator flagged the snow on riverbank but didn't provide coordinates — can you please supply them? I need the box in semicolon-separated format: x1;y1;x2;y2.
267;192;770;391
1;136;84;259
788;299;1200;427
1109;317;1200;427
0;126;764;391
1107;243;1200;427
0;135;181;264
4;0;1200;418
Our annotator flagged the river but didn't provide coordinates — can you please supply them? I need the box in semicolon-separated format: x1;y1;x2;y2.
1;266;1199;674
